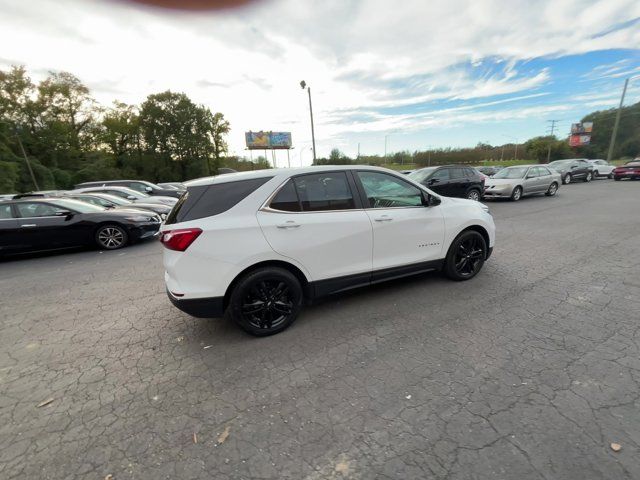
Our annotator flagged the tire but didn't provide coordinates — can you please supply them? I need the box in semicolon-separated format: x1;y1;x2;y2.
510;186;522;201
584;172;592;182
229;267;303;336
444;230;487;281
592;170;599;179
466;189;481;201
95;224;128;250
545;182;558;196
608;173;613;179
563;174;572;184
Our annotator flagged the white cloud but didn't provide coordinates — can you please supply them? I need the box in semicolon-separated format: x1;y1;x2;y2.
0;0;639;159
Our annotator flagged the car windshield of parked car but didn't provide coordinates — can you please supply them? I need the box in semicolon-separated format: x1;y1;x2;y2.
492;167;528;179
407;167;437;183
94;194;131;205
548;160;574;169
98;188;148;200
51;198;106;213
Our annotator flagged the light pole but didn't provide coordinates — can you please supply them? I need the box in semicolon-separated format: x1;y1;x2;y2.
299;145;312;167
384;134;392;164
300;81;317;164
607;75;638;163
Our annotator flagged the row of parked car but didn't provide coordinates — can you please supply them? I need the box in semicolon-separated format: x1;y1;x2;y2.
403;158;639;202
0;180;186;255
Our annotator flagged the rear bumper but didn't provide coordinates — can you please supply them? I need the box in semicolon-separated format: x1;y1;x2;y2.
167;290;225;318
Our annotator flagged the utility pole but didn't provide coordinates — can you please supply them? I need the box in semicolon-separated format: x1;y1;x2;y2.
384;135;388;164
300;81;317;164
546;119;559;163
15;133;39;190
606;77;630;164
357;142;360;161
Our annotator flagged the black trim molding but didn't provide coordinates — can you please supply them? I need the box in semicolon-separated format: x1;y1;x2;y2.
310;259;444;299
167;291;225;318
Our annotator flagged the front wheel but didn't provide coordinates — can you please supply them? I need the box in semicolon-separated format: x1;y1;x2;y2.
444;230;487;281
585;172;592;182
563;174;572;184
510;186;522;201
229;267;303;336
95;224;128;250
466;189;481;201
545;182;558;196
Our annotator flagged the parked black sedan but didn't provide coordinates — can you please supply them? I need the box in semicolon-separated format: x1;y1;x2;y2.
0;198;161;255
62;193;172;219
407;165;485;200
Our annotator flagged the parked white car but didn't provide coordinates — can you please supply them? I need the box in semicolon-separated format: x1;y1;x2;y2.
160;166;496;336
586;159;615;179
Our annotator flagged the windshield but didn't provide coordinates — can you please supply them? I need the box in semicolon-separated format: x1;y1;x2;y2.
94;193;130;205
407;167;437;183
492;167;528;179
51;198;105;213
548;160;574;168
101;188;147;200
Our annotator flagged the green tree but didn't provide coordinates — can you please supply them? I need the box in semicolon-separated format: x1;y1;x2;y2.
524;136;571;163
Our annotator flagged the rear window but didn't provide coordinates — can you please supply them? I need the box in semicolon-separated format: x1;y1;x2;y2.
165;177;272;224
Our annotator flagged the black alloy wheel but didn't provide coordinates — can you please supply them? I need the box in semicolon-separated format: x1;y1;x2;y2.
95;224;128;250
230;267;303;336
444;230;487;281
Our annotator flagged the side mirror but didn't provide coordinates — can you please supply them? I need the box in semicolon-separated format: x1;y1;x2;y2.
428;178;438;185
423;193;441;207
145;186;153;192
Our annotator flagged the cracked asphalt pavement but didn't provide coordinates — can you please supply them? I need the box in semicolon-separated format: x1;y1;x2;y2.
1;179;639;479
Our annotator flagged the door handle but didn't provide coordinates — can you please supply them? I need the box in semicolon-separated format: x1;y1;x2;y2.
276;221;300;229
374;216;392;222
21;224;37;228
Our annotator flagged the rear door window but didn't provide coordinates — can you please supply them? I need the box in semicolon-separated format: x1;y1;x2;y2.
0;204;13;219
165;177;273;224
269;180;301;212
292;172;356;212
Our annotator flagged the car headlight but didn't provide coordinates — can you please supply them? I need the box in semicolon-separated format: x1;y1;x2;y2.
125;215;153;222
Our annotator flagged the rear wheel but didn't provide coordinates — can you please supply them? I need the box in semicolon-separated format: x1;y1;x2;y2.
585;172;592;182
229;267;303;336
444;230;487;281
563;174;572;184
545;182;558;196
466;189;481;201
95;224;128;250
510;186;522;201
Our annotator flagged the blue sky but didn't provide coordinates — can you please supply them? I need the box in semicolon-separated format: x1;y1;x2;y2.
0;0;639;163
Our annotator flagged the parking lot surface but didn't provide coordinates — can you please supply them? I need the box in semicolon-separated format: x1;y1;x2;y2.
1;179;639;480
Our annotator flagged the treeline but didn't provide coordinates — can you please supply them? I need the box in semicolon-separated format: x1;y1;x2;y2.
0;65;252;193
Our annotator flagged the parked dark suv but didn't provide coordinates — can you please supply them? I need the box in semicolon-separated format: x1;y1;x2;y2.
407;166;485;200
73;180;182;198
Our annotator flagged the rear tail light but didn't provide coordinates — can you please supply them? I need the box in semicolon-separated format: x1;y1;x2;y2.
160;228;202;251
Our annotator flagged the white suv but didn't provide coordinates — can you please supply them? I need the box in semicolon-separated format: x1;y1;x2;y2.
161;166;495;336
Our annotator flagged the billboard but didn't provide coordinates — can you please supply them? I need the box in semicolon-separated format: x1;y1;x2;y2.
245;131;292;150
571;122;593;134
569;134;591;147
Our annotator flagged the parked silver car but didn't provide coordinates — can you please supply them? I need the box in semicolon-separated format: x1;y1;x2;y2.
483;165;561;201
